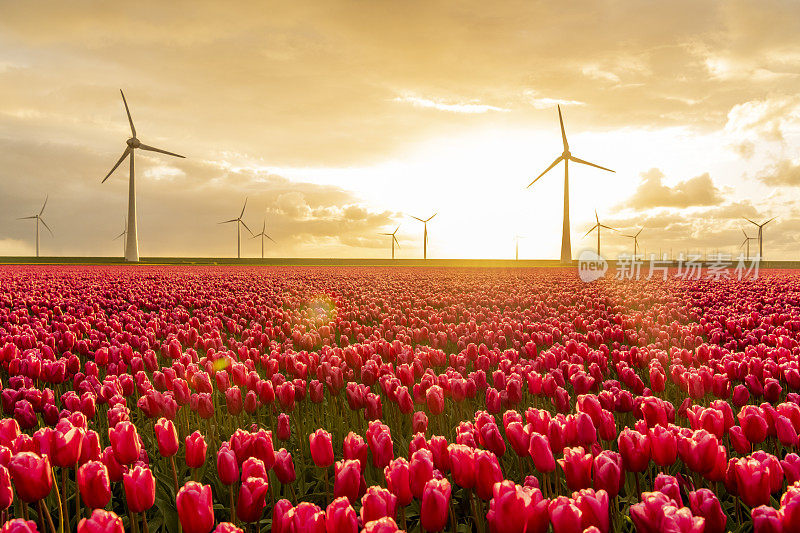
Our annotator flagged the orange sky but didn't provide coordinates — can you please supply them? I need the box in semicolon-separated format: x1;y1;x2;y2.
0;1;799;259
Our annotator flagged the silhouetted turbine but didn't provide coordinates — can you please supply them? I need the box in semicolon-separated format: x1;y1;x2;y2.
527;105;615;264
251;215;276;259
379;226;401;259
410;213;437;259
622;227;644;258
743;217;775;259
583;210;617;256
220;198;253;258
18;195;52;258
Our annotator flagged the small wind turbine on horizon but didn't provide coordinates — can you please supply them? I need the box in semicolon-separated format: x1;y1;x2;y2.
220;198;253;259
526;105;615;264
18;195;52;257
743;217;776;259
113;216;127;256
740;228;757;260
379;226;401;259
622;227;644;259
101;90;185;262
410;213;437;259
515;235;525;261
582;210;616;256
251;215;276;259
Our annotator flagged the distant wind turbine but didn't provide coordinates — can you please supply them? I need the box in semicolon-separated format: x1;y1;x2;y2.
18;195;52;258
113;216;127;256
583;210;617;256
740;228;757;260
220;198;253;258
379;226;401;259
527;105;615;264
515;235;526;261
101;90;185;262
622;227;644;258
743;217;775;259
251;215;276;259
410;213;437;259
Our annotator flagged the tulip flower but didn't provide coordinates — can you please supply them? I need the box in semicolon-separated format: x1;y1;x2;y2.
108;421;141;465
362;517;402;533
384;457;413;507
688;489;726;533
8;451;52;503
412;411;429;435
277;413;291;441
733;456;772;508
558;446;593;491
448;444;476;489
475;450;503;500
213;524;243;533
751;505;783;533
185;431;207;468
154;418;179;457
360;486;397;524
123;465;155;513
617;428;650;473
0;520;38;533
592;450;623;498
177;482;215;533
410;448;435;500
76;509;124;533
529;432;556;473
285;502;326;533
421;478;451;532
78;460;111;509
426;385;444;415
334;459;361;504
274;448;296;484
548;496;583;533
217;443;239;485
310;429;334;468
649;425;677;467
237;475;269;523
50;422;83;468
326;497;357;533
241;457;267;482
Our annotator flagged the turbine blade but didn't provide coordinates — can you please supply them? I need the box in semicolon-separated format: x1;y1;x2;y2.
410;215;425;222
114;231;126;240
426;213;437;222
527;156;563;187
39;194;48;216
240;220;254;235
393;225;400;234
219;219;238;224
39;218;53;235
583;224;598;238
569;156;615;173
394;235;400;248
557;105;569;151
120;90;136;137
763;217;776;226
138;144;185;159
636;227;643;237
18;216;37;220
741;228;747;238
102;147;131;183
743;217;758;226
599;224;617;231
379;233;393;236
594;209;599;223
740;238;747;248
240;197;248;219
266;235;276;244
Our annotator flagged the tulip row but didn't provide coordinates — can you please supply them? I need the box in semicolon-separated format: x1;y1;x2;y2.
0;266;799;532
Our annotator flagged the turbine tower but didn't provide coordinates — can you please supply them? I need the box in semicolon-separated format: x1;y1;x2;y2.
582;210;617;256
251;215;276;259
410;213;437;259
527;105;615;264
220;198;253;258
740;228;757;260
101;90;185;262
379;226;400;259
743;217;775;259
113;216;128;256
622;227;644;259
515;235;526;261
18;195;52;257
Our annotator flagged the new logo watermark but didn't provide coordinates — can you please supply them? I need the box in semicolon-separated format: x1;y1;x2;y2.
578;250;608;282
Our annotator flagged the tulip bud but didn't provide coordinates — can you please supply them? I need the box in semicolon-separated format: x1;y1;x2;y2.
108;421;141;465
326;497;357;533
334;459;361;504
77;510;124;533
237;475;269;523
154;418;179;457
78;461;111;509
185;431;207;468
177;482;215;533
309;429;334;468
122;465;155;513
421;478;451;532
9;451;52;503
274;448;296;485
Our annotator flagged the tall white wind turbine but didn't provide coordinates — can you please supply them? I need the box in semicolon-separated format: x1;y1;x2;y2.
379;226;401;259
410;213;437;260
251;215;276;259
526;106;615;264
220;198;253;258
583;210;617;256
744;217;775;259
18;195;52;258
101;90;185;262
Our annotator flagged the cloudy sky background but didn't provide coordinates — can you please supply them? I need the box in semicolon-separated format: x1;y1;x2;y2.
0;0;799;259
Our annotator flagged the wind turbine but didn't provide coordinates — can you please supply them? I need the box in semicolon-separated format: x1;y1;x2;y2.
379;226;400;259
410;213;437;259
18;195;52;257
515;235;526;261
113;216;127;256
582;210;617;256
740;228;757;260
526;105;615;264
622;227;644;259
743;217;776;259
220;198;253;258
101;90;185;262
250;215;276;259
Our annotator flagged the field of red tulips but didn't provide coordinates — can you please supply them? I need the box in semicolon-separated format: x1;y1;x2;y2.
1;265;800;533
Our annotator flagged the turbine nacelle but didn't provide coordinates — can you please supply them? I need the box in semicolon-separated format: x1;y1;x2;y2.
126;138;141;148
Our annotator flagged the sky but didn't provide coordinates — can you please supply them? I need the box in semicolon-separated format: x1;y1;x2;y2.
0;0;799;259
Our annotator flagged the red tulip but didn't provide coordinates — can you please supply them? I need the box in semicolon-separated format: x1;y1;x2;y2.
739;405;768;444
733;456;772;508
334;459;361;504
410;448;435;500
362;518;402;533
617;428;650;473
237;475;269;523
649;425;677;467
51;421;83;468
529;432;556;473
274;448;296;484
77;510;124;533
108;421;141;465
176;482;215;533
0;520;38;533
558;446;593;491
426;385;444;415
123;465;155;513
688;489;726;533
154;418;179;457
592;450;623;498
343;432;368;470
448;444;476;489
185;431;207;468
78;460;111;509
326;497;357;533
751;505;783;533
412;411;429;434
213;524;243;533
217;443;239;485
277;413;291;441
384;457;412;506
421;478;451;532
360;486;397;524
548;496;583;533
310;429;334;468
285;502;326;533
8;452;52;503
241;457;267;482
475;450;503;500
